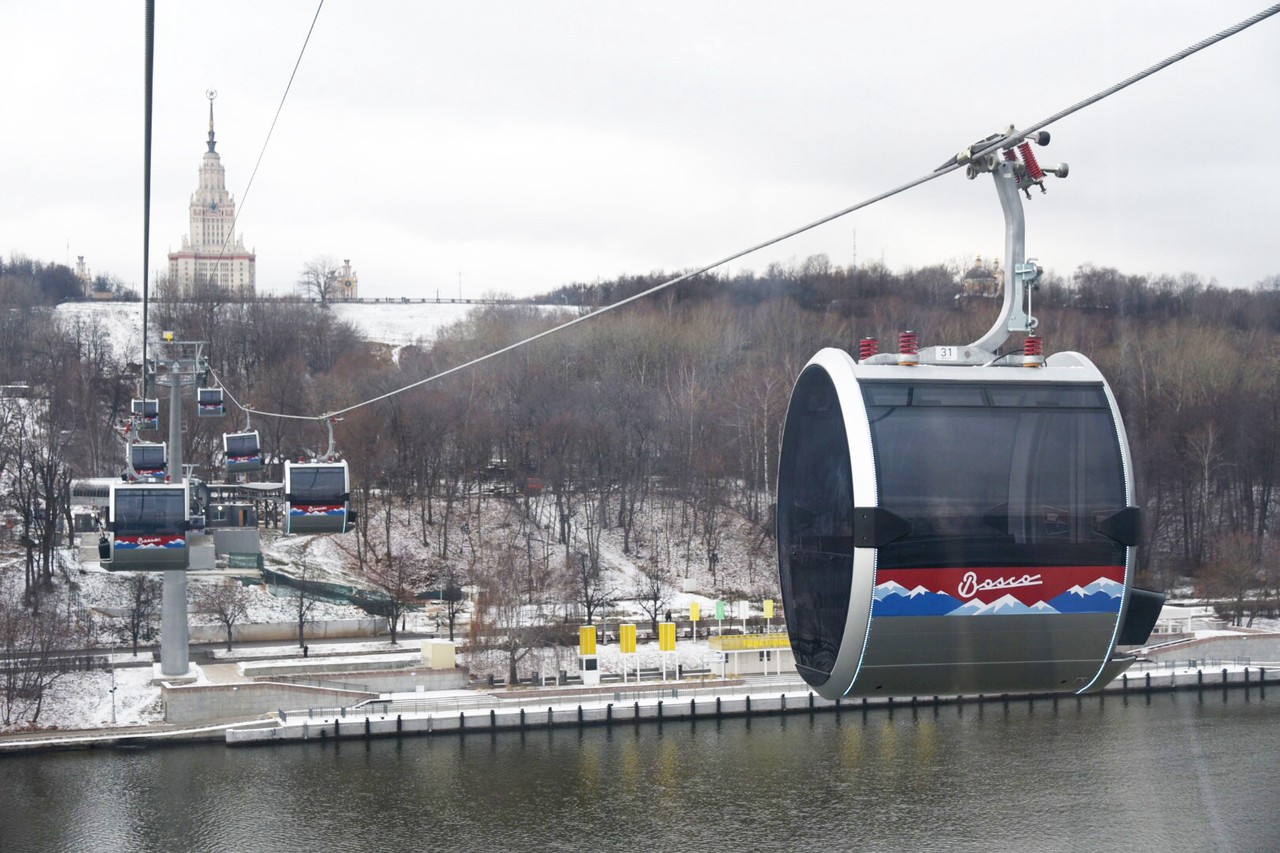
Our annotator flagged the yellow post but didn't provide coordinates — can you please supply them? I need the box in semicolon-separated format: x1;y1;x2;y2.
579;625;597;656
764;599;774;619
690;601;701;623
620;623;637;654
659;622;676;652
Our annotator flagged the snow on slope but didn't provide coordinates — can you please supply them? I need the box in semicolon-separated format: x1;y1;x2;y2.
53;300;568;360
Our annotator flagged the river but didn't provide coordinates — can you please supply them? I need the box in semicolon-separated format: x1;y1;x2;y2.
2;689;1277;852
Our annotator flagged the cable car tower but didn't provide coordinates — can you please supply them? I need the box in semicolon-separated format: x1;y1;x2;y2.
777;131;1164;701
145;334;209;677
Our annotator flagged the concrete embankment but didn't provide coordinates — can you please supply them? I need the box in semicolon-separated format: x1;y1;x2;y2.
225;664;1274;748
3;664;1271;755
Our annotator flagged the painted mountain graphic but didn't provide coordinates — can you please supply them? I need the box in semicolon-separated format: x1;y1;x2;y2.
948;594;1053;616
873;580;913;600
1081;578;1124;596
874;586;962;616
1046;578;1123;613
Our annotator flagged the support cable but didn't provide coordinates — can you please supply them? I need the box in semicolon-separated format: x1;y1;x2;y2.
215;3;1280;425
141;0;155;394
205;0;325;289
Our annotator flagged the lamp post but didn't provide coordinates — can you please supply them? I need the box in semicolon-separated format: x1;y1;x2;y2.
109;648;117;726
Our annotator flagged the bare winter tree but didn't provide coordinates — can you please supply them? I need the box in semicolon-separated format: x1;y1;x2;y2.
115;573;162;657
293;555;321;649
194;578;252;652
632;560;674;636
0;589;73;727
297;256;340;304
336;490;435;645
1200;531;1261;627
471;542;551;684
562;546;614;627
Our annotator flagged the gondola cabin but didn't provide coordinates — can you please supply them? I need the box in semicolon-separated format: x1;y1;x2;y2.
224;431;263;475
130;441;167;480
284;460;354;534
132;398;159;430
197;387;225;417
777;346;1159;701
102;482;191;571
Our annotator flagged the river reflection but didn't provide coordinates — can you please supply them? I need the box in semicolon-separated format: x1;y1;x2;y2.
3;690;1278;852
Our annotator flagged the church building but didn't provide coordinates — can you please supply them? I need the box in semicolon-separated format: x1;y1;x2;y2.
167;92;256;297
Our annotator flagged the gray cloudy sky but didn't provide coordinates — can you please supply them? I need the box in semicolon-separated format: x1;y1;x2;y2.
3;2;1278;299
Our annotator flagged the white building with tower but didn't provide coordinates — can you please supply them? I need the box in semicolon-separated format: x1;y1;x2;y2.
167;91;256;297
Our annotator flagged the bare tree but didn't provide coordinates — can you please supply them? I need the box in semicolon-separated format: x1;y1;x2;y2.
297;256;340;304
632;560;674;636
115;573;162;657
562;548;614;626
471;542;551;684
0;589;72;727
194;578;252;652
434;559;468;641
293;556;321;649
1200;531;1261;627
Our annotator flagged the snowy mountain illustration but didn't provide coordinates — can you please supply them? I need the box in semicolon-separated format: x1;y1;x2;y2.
947;593;1048;616
1048;577;1124;614
873;581;962;615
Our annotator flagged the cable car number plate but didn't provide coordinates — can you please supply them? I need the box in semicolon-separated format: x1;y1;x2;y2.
935;346;959;361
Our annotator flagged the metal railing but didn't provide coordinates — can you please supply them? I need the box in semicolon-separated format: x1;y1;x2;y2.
284;675;813;723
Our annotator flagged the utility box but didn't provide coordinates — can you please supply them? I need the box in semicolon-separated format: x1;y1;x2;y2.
421;639;457;669
579;654;600;687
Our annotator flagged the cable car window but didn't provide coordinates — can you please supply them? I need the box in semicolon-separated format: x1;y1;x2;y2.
133;446;166;467
864;381;1125;570
777;366;854;682
114;490;186;535
987;385;1107;409
290;466;347;500
912;385;986;407
225;434;259;456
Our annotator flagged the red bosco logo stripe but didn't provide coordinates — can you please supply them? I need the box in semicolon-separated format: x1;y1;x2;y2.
873;565;1125;617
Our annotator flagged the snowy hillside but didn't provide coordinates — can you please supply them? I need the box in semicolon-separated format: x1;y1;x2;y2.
53;300;565;361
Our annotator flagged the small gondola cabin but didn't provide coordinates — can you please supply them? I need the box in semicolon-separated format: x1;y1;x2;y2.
197;387;225;417
284;460;354;534
224;431;263;475
132;398;160;430
130;441;167;480
103;482;191;571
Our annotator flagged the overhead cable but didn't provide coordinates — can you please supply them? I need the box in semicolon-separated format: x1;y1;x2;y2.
226;3;1280;425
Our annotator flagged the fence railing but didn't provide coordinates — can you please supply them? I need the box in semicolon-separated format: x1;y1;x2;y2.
285;675;812;722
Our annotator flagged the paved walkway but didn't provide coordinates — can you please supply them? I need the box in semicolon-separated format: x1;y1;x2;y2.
201;663;250;684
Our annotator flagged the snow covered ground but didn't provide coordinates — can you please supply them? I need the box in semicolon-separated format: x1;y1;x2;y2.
53;300;569;364
33;665;166;732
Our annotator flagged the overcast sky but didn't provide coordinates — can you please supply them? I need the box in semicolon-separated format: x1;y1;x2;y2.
4;2;1278;300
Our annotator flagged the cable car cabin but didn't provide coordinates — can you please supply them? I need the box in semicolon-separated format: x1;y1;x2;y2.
284;460;354;534
224;431;263;475
777;347;1157;701
130;441;167;480
197;387;225;417
132;398;159;430
102;482;191;571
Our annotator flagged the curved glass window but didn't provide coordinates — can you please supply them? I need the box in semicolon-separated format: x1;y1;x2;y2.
225;433;260;457
114;488;186;535
778;367;854;682
864;382;1126;570
131;445;166;469
290;465;348;501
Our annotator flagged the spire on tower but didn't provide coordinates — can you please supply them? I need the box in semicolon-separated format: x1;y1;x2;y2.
205;89;218;154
